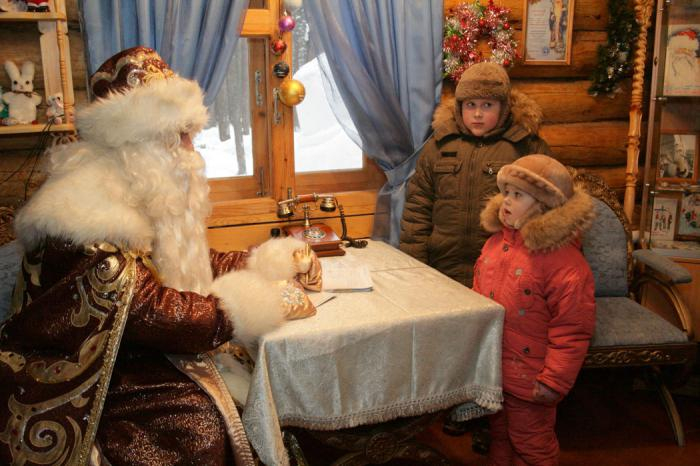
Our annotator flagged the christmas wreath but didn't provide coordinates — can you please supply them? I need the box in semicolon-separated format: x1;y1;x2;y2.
443;0;520;83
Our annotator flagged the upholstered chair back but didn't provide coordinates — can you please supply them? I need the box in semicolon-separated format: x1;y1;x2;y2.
582;198;630;297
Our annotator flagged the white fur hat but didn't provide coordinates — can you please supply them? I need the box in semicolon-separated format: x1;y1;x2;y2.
77;46;208;148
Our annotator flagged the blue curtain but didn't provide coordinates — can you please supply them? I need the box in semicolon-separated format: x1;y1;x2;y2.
78;0;247;106
304;0;443;246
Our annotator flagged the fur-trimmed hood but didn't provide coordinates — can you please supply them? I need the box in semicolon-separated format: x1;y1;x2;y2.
480;188;596;252
432;89;543;143
77;77;209;148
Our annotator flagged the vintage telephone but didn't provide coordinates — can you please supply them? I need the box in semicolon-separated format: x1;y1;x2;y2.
276;193;367;257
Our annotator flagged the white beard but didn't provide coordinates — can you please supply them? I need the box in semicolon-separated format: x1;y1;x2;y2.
118;140;214;294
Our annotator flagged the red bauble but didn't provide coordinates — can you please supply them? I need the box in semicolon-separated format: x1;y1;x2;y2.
271;39;287;56
503;59;511;67
503;23;511;30
478;19;486;28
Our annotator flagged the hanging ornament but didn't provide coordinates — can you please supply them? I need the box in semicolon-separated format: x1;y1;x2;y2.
442;1;519;82
279;12;296;33
273;62;290;78
279;79;306;106
271;38;287;56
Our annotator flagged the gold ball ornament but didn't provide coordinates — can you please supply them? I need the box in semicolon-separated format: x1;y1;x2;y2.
279;79;306;106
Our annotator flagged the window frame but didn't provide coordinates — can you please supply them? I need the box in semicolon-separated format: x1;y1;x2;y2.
206;1;384;229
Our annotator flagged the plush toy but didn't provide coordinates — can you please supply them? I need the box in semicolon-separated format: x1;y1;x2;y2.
46;92;64;124
25;0;48;12
2;60;42;125
0;0;27;12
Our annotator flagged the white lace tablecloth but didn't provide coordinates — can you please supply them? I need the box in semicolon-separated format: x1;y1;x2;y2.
241;240;504;466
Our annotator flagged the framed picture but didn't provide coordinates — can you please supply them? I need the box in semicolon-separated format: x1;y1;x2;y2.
522;0;575;65
662;1;700;96
650;196;679;241
658;133;698;182
677;191;700;239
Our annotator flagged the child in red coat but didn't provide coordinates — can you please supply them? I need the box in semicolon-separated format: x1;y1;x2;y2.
473;154;597;465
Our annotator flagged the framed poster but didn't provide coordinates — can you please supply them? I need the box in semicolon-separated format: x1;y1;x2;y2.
657;133;698;183
677;191;700;239
662;1;700;96
522;0;575;65
650;195;678;242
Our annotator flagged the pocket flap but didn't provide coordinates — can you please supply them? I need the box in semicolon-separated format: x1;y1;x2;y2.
434;160;462;174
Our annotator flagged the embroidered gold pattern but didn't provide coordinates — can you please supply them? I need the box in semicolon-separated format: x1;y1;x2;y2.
0;371;99;465
27;331;109;384
76;253;137;466
0;351;26;373
72;254;125;329
0;250;138;466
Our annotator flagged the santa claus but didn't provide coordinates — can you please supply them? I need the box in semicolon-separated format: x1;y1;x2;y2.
0;47;309;466
665;28;700;94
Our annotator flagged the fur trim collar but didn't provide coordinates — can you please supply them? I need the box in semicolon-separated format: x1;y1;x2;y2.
77;77;209;148
480;188;596;252
432;89;542;142
15;143;155;251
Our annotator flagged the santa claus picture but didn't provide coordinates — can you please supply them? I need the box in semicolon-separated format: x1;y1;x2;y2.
664;26;700;96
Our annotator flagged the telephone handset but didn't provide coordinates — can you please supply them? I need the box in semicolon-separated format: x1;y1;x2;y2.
276;193;367;257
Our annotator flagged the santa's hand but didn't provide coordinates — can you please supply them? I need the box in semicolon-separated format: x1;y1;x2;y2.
210;270;286;347
532;381;561;405
246;237;308;281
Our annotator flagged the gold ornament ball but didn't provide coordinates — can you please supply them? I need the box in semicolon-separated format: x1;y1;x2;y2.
279;79;306;106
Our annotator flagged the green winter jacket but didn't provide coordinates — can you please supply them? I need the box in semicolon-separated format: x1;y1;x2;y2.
399;91;550;287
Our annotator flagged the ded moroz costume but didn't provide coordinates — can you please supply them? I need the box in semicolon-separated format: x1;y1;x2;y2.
0;47;310;466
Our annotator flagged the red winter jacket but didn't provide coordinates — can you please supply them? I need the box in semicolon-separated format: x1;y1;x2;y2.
474;190;597;402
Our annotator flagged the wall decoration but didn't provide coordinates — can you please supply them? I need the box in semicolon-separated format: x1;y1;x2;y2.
658;133;698;182
442;0;519;82
588;0;639;96
663;26;700;96
522;0;575;65
677;191;700;239
650;195;678;242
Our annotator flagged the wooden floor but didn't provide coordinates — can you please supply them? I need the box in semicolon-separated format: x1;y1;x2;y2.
416;368;700;466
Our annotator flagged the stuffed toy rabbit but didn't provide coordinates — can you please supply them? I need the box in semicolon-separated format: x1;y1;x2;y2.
46;92;64;124
2;60;42;125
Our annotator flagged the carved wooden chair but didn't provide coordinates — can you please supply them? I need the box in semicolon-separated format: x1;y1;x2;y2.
578;174;697;446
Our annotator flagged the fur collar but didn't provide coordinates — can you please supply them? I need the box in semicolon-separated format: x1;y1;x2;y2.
15;142;155;251
77;77;208;148
432;89;542;143
480;188;596;252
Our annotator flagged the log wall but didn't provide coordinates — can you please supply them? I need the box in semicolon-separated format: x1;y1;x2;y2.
445;0;634;198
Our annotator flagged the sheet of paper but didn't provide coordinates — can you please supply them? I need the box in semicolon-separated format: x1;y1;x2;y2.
320;256;373;292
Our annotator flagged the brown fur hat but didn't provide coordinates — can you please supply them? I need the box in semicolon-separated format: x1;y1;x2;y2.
454;62;511;129
497;154;573;209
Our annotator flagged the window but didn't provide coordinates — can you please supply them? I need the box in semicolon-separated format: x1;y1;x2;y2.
200;1;384;228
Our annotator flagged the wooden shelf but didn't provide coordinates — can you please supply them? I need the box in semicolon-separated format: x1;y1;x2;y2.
0;123;75;135
0;12;66;21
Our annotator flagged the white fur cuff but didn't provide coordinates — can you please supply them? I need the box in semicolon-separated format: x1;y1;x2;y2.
246;237;306;281
210;270;286;347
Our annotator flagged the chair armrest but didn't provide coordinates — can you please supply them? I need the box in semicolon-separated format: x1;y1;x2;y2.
633;249;692;285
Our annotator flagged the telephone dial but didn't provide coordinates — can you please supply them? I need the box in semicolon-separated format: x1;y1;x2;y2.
276;193;367;257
